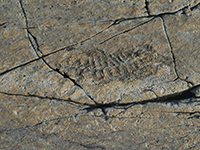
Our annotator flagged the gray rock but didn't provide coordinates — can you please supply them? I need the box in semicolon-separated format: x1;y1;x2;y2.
0;0;200;149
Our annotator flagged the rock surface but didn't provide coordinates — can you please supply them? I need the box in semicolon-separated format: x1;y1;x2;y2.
0;0;200;149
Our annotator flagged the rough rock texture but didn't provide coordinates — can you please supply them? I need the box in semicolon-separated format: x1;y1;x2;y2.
1;0;200;149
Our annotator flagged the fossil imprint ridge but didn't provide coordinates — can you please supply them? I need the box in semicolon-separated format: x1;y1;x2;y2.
58;45;172;84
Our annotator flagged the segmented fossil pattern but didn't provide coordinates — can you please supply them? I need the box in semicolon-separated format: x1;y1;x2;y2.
58;45;172;84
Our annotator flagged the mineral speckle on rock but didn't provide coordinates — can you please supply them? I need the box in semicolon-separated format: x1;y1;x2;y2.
1;0;200;149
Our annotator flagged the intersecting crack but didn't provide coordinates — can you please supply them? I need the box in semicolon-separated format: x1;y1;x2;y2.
1;83;200;120
19;0;98;105
99;17;155;44
160;16;194;87
1;1;200;149
98;3;200;87
7;0;197;119
82;84;200;119
98;3;199;45
0;0;198;121
1;2;199;78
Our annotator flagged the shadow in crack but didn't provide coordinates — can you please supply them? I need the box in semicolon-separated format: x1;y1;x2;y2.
1;84;199;120
1;0;194;121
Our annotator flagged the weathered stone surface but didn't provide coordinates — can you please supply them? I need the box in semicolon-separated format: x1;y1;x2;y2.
1;0;200;149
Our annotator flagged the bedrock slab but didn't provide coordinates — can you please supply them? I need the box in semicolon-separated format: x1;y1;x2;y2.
0;0;200;149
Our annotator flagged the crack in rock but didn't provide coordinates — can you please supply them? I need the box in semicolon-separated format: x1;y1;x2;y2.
1;1;200;149
19;0;97;104
1;83;199;120
99;3;200;44
160;16;194;87
144;0;151;15
16;0;200;118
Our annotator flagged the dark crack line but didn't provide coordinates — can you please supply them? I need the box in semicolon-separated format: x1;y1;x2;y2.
145;0;151;16
15;0;200;120
79;143;106;150
82;84;200;111
160;16;178;79
165;111;200;119
105;4;191;25
2;2;199;77
128;1;196;22
0;22;7;27
190;1;200;11
99;3;200;45
1;84;200;121
0;57;40;76
99;17;155;44
58;140;106;150
77;23;115;45
160;16;194;87
170;111;200;115
19;0;28;27
0;90;115;119
19;0;97;104
0;91;90;106
0;46;74;77
22;26;37;29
